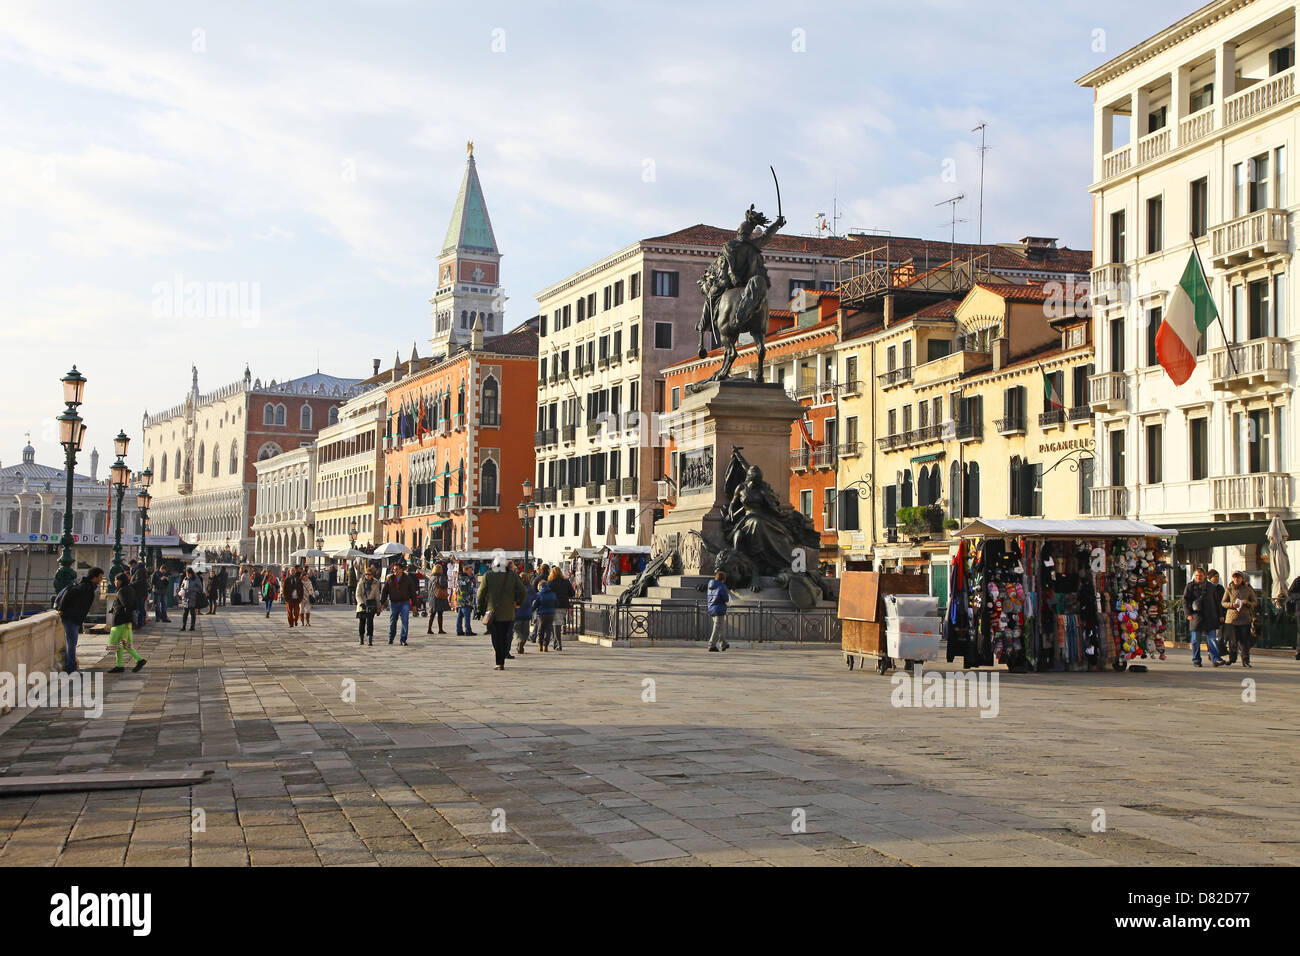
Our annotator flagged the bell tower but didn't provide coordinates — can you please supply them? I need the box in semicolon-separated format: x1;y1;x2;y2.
430;141;505;356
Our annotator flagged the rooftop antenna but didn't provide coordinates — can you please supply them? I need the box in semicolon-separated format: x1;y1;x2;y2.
972;123;991;245
935;194;967;267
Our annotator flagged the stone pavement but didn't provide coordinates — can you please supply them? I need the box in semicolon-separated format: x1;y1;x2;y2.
0;603;1297;866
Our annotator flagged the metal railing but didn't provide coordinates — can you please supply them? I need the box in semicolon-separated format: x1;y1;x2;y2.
812;445;836;468
791;448;810;469
955;418;982;441
561;424;577;443
837;441;862;458
1067;405;1092;422
574;601;841;644
877;366;914;388
1038;409;1065;428
622;476;637;496
995;415;1025;434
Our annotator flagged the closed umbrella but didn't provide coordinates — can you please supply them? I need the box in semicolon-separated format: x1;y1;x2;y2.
1268;515;1290;603
580;518;592;550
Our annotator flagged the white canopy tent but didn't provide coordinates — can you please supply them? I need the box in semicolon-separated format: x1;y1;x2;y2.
955;519;1177;539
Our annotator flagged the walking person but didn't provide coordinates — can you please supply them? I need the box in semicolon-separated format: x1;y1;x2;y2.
477;553;526;670
128;558;148;628
535;577;558;651
262;570;279;618
1222;571;1259;668
1207;570;1232;663
55;567;103;674
107;572;147;673
1183;567;1224;667
216;566;229;607
180;567;202;631
355;565;381;646
548;567;572;651
381;561;418;645
282;569;304;627
150;565;171;622
512;572;538;656
205;570;220;615
706;571;731;652
455;562;478;635
301;572;314;627
426;562;449;635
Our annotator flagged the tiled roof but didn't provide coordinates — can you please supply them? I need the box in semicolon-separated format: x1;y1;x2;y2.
913;299;962;318
480;325;538;357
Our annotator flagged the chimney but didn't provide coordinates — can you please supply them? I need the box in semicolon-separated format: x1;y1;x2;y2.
883;294;895;327
471;314;484;350
992;337;1010;371
372;359;381;377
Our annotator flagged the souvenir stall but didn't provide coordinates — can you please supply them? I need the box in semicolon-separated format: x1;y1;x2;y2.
948;519;1176;673
569;545;650;599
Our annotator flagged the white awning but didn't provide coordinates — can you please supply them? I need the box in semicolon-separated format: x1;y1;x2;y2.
955;519;1178;539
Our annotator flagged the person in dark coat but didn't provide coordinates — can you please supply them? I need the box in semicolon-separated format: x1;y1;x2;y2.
1183;567;1224;667
476;554;527;669
107;572;146;673
535;579;558;651
706;571;731;652
380;563;419;645
1287;574;1300;661
1207;570;1231;663
205;570;220;615
56;567;103;674
128;559;148;627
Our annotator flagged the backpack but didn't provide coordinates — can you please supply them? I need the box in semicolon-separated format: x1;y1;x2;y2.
53;585;71;612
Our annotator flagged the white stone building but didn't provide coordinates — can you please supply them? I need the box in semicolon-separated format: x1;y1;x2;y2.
0;438;141;545
1079;0;1300;588
311;379;389;554
252;444;315;566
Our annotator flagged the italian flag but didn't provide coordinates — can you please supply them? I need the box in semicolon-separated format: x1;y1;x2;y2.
1156;251;1217;386
1043;370;1064;410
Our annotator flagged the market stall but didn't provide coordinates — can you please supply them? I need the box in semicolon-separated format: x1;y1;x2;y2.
567;545;650;600
947;519;1177;673
838;570;932;674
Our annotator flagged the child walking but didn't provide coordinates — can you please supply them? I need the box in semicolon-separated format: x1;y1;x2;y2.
108;572;147;673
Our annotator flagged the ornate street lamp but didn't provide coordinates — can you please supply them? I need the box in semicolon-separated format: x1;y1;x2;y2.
517;479;538;573
52;367;88;597
136;466;153;563
108;430;130;593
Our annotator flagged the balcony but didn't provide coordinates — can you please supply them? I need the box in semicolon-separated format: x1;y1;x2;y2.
1090;263;1128;305
448;493;465;511
907;424;942;446
955;418;982;442
1068;405;1092;423
534;430;547;448
1224;67;1295;128
436;497;450;516
794;381;835;402
1209;209;1288;269
791;448;810;470
535;487;554;505
621;476;637;496
812;445;836;468
627;346;639;361
1101;145;1131;180
560;487;574;504
584;481;600;500
587;420;602;439
549;371;559;385
1038;409;1065;429
876;433;902;451
604;480;621;498
453;412;465;431
1136;126;1170;165
877;366;913;389
610;352;622;367
561;424;577;444
1178;104;1215;147
623;410;640;432
1088;371;1127;413
1210;337;1288;390
994;416;1025;436
1091;485;1128;518
598;356;611;370
837;441;862;458
1212;473;1291;516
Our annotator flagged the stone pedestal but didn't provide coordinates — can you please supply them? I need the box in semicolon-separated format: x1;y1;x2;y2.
652;379;805;575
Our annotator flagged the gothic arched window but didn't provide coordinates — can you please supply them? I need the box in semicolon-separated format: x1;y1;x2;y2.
481;375;499;426
480;459;498;507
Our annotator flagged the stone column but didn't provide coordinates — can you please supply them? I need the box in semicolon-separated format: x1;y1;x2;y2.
652;379;805;576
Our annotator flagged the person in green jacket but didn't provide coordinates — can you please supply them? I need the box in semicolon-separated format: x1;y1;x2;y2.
476;553;526;670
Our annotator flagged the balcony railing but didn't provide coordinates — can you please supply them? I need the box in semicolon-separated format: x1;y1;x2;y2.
877;366;913;389
543;428;558;446
1209;208;1288;268
1038;409;1065;428
994;415;1025;435
955;418;982;442
1210;337;1288;390
560;487;574;503
621;476;637;496
812;445;836;468
837;441;862;458
1178;104;1215;146
627;346;639;361
598;356;611;370
561;424;577;443
1136;127;1170;164
604;480;621;498
436;497;450;515
1091;485;1127;518
584;481;600;500
624;410;640;431
1090;262;1128;305
449;493;465;511
1067;405;1092;422
453;412;465;431
534;430;547;448
791;448;810;470
1212;473;1291;515
1101;145;1131;180
549;371;560;385
840;379;862;396
610;352;622;366
587;420;602;438
1088;371;1127;412
876;434;902;451
1224;67;1295;128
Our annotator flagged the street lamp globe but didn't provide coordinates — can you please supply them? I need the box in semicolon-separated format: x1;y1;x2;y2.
136;489;151;510
141;466;153;488
110;459;130;486
522;478;533;499
516;502;526;521
57;408;84;449
61;366;87;406
113;429;129;459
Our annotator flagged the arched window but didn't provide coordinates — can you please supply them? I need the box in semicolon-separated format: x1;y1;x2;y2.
928;466;941;508
949;460;962;519
965;462;981;517
174;450;181;481
150;456;158;481
917;466;930;507
457;385;465;415
300;405;312;430
212;444;220;477
159;454;167;482
480;460;498;507
263;403;275;425
229;445;238;474
275;404;286;426
481;375;499;426
460;310;468;328
257;442;283;461
486;312;494;331
328;407;339;425
900;470;913;508
457;458;464;496
197;443;205;474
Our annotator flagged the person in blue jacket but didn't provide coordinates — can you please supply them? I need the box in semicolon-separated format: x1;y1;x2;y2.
707;570;730;652
513;572;539;655
535;579;559;652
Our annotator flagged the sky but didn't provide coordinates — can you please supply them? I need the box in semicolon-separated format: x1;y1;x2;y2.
0;0;1195;476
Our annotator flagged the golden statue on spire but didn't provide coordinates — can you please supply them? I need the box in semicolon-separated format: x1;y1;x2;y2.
466;140;474;157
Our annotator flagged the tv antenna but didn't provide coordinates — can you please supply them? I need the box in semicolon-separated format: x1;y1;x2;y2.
972;123;991;244
935;193;967;265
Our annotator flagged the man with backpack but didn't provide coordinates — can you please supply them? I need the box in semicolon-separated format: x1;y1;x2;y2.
56;567;103;674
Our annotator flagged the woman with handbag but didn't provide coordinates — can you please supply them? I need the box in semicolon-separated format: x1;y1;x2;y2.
427;562;450;635
355;565;381;645
1222;570;1259;668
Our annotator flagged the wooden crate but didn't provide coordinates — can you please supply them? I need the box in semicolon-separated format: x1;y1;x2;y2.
839;572;929;657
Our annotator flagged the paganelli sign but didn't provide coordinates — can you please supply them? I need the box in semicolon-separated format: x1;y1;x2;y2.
1038;437;1094;454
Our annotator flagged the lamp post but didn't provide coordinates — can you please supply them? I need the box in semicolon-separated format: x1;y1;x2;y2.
108;430;130;593
136;466;153;564
52;367;88;597
516;479;538;573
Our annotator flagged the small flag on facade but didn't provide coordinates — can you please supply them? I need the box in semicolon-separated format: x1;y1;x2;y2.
1043;369;1065;410
797;417;819;448
1157;250;1218;386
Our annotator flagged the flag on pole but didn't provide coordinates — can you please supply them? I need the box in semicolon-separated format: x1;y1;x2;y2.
1042;369;1065;411
796;417;819;448
1157;250;1218;386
